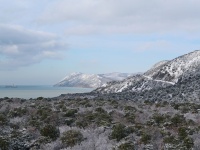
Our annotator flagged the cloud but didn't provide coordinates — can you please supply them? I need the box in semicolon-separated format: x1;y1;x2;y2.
38;0;200;35
136;40;171;51
0;24;67;69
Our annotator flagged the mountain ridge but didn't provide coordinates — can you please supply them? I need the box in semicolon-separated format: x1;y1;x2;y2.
54;72;135;88
94;50;200;94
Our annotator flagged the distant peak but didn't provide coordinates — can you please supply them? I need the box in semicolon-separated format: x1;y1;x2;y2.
69;72;82;76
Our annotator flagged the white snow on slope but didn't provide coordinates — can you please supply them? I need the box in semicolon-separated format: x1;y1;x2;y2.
95;50;200;94
55;72;134;88
145;50;200;83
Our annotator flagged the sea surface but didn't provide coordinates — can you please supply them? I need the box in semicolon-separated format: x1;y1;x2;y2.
0;85;93;99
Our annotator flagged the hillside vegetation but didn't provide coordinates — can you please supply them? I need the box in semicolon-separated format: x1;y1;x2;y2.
0;97;200;150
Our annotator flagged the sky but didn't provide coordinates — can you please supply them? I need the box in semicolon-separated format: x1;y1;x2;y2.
1;0;200;85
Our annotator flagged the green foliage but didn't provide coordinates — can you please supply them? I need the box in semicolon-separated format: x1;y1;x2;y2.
183;137;194;149
76;109;112;128
61;130;83;147
173;104;180;110
124;106;137;112
144;100;153;105
125;113;135;123
178;127;188;140
0;137;9;150
180;106;190;114
29;116;40;127
78;100;92;107
37;97;44;100
37;107;52;120
40;125;60;141
152;113;166;125
118;142;135;150
110;124;127;141
140;133;151;144
126;126;136;134
163;135;177;144
76;120;88;128
10;130;22;138
110;100;119;108
9;107;27;117
0;114;7;125
65;118;75;126
171;114;186;127
95;108;112;126
64;109;78;117
95;107;106;113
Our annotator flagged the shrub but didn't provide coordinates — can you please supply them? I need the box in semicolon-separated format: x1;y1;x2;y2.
0;137;9;150
37;107;52;120
110;124;127;141
152;113;165;125
183;137;194;149
140;133;151;144
95;107;106;113
37;97;44;100
163;135;177;144
76;110;112;128
124;106;137;112
9;108;27;117
61;130;83;147
95;111;112;126
178;127;188;140
118;142;135;150
125;113;135;123
64;109;78;117
171;114;186;127
76;120;88;128
64;118;75;126
40;125;60;140
0;114;7;125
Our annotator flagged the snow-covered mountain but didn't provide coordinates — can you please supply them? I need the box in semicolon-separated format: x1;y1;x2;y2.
144;50;200;82
54;72;134;88
94;50;200;94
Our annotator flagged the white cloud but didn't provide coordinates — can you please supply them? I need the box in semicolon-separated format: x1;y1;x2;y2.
0;24;67;69
136;40;171;51
38;0;200;35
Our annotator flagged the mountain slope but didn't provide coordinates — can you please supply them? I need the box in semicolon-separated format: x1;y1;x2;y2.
145;50;200;82
54;72;134;88
94;50;200;94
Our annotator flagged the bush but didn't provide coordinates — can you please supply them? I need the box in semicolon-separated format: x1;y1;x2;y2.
61;130;83;147
0;137;9;150
40;125;60;140
178;127;188;140
140;134;151;144
64;109;78;117
152;113;165;125
110;124;127;141
37;107;52;120
9;108;27;117
95;107;106;113
124;106;137;112
0;114;7;125
163;135;177;144
183;137;194;149
76;110;112;128
125;113;135;123
37;97;44;100
118;142;135;150
171;114;186;127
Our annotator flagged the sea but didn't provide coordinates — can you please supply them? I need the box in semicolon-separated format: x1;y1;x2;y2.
0;85;93;99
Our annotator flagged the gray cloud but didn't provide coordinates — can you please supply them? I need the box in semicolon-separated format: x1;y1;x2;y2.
39;0;200;35
0;24;67;69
